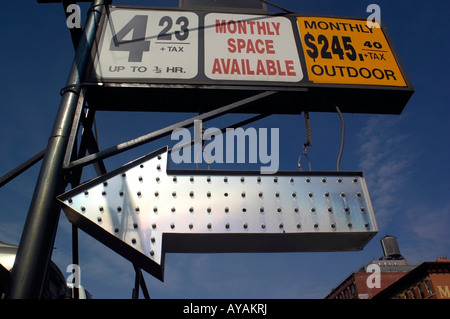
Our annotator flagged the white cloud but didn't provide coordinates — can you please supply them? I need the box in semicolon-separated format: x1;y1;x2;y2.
402;203;450;263
356;115;449;265
357;116;416;225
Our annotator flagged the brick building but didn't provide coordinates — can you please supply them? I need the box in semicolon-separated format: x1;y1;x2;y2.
325;235;416;299
325;258;415;299
373;257;450;299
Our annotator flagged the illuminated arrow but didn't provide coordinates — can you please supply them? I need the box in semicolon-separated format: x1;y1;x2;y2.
58;146;377;281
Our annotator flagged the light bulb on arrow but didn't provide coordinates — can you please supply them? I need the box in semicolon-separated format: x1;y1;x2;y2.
58;146;377;281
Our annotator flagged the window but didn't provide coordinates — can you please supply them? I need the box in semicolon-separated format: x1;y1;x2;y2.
410;288;417;299
418;284;425;299
350;283;356;297
344;288;349;299
425;280;433;296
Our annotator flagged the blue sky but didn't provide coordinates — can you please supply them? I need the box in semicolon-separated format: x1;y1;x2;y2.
0;0;449;299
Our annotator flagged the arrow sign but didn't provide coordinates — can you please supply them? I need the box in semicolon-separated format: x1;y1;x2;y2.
58;146;377;281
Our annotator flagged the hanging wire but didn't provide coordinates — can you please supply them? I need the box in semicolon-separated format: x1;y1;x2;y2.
335;106;345;172
298;112;312;171
93;117;99;148
195;144;211;170
195;124;211;170
298;144;312;171
304;111;312;147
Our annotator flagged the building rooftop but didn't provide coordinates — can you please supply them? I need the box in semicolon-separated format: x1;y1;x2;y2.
373;258;450;299
358;259;416;273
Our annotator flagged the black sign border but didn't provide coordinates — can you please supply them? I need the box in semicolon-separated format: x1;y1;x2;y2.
84;5;414;115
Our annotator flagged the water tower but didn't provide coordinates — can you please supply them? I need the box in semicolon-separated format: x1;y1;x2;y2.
380;235;405;260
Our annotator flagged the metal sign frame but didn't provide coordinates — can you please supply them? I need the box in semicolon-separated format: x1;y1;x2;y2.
58;146;377;281
84;5;414;115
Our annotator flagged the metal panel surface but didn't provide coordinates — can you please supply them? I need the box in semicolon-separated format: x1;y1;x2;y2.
58;147;377;281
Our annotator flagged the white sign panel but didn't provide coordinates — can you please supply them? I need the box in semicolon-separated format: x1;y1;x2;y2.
204;13;303;82
94;9;199;80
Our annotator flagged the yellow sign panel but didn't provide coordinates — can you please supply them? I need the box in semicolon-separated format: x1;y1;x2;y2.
297;17;407;87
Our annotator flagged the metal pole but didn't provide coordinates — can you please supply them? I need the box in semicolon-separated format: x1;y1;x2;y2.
6;0;105;299
68;91;277;170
